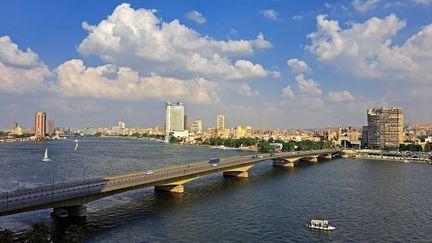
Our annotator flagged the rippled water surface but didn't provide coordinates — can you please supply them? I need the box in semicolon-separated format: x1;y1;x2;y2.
1;137;431;242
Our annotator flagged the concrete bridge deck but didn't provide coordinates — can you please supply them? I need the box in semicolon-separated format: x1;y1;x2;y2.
0;149;340;217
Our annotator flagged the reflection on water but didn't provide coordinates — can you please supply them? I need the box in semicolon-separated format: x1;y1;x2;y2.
1;138;432;242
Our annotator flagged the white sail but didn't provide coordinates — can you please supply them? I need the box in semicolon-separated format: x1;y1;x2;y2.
74;142;79;151
42;148;51;162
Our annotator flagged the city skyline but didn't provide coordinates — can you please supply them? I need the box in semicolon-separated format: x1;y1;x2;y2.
1;1;432;130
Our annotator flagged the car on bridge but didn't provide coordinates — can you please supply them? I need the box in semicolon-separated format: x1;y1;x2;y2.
209;158;220;166
145;170;154;175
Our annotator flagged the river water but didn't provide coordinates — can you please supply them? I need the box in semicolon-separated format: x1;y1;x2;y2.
0;137;431;242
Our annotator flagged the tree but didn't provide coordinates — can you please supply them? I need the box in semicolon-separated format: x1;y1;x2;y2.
28;222;50;243
258;141;274;153
0;229;15;243
424;143;430;152
63;225;85;243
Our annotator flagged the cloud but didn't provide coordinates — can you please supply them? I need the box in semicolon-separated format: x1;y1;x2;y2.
287;58;309;73
282;85;295;98
306;14;432;84
412;0;432;5
292;15;302;21
186;10;207;24
352;0;381;12
238;83;260;96
328;90;355;102
295;74;322;95
0;36;51;94
55;59;219;104
78;3;273;81
260;10;279;20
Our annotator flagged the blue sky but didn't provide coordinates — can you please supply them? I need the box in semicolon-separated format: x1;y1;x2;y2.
0;0;431;130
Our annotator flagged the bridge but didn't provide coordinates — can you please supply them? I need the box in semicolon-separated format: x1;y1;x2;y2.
0;149;340;217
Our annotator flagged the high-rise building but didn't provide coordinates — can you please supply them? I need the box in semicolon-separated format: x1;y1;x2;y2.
47;119;55;134
232;125;252;139
118;121;126;129
165;102;185;132
217;115;224;130
364;107;404;149
11;121;18;131
35;112;47;139
191;119;203;134
184;114;188;131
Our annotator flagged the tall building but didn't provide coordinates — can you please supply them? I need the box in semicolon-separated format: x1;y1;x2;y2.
35;112;47;139
232;125;252;139
11;121;18;131
191;119;203;134
47;119;55;134
364;107;404;149
118;121;126;129
217;115;225;130
165;102;185;132
184;114;188;131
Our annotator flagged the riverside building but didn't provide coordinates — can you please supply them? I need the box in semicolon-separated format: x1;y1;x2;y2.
217;115;225;131
34;111;47;139
165;102;185;132
363;107;404;149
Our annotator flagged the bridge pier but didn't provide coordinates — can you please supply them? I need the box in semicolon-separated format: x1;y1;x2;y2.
223;165;254;178
321;154;332;159
155;185;184;193
300;156;318;163
154;177;197;193
272;159;295;168
53;205;87;218
223;171;249;178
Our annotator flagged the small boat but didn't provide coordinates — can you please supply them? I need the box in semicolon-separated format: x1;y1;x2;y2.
306;219;335;231
42;148;51;162
74;141;79;151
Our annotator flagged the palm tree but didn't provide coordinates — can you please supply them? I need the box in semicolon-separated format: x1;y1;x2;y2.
0;229;15;243
27;222;51;243
63;225;85;243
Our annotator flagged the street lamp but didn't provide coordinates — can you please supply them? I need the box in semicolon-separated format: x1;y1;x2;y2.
51;161;55;201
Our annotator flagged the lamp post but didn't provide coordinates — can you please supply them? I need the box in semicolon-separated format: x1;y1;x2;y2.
51;161;55;201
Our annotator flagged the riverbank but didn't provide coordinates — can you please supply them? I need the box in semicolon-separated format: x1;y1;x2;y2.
348;154;431;164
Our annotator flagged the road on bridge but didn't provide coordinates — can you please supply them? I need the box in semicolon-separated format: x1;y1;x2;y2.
0;149;339;216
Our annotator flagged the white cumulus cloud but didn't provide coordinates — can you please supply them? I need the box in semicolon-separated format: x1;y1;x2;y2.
412;0;432;5
296;74;322;95
282;85;295;98
78;3;273;81
328;90;355;102
260;10;279;20
186;10;207;24
287;58;309;73
0;36;51;94
238;83;260;96
55;59;219;104
352;0;381;12
307;14;432;83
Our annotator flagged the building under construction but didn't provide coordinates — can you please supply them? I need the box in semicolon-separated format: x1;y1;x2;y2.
363;107;404;149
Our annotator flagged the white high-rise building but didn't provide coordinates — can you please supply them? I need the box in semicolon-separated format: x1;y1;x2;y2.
191;119;203;134
217;115;225;130
118;121;126;129
165;102;185;132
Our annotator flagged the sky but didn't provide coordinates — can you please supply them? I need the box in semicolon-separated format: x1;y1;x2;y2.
0;0;431;130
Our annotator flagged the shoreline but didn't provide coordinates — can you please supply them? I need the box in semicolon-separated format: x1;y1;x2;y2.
349;155;431;164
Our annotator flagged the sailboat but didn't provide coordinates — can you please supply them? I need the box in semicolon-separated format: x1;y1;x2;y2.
74;141;79;151
42;148;51;162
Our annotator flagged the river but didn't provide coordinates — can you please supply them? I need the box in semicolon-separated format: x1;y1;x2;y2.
0;137;431;242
